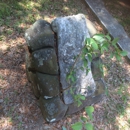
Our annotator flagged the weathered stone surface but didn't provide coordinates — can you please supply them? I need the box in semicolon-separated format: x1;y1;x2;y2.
39;96;68;122
36;72;60;98
85;0;130;59
25;19;55;51
91;57;103;80
66;94;103;115
51;14;97;104
31;48;58;74
86;19;97;37
63;61;96;104
66;78;105;115
28;71;40;99
25;53;33;71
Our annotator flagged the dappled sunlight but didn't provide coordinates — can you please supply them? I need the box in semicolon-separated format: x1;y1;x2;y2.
18;1;41;11
115;101;130;130
63;6;70;12
64;0;68;2
44;15;57;23
0;117;13;129
0;44;9;52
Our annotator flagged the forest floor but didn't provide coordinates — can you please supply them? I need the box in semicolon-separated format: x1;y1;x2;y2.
0;0;130;130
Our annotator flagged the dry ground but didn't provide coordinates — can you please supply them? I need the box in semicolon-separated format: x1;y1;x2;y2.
0;0;130;130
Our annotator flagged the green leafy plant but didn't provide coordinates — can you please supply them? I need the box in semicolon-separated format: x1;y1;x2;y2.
65;33;127;130
71;106;94;130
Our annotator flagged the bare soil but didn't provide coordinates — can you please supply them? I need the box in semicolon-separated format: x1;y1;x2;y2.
0;0;130;130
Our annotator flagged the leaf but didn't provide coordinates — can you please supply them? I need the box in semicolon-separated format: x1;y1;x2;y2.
82;48;88;54
70;88;74;94
110;53;114;58
71;122;82;130
85;38;90;45
90;38;98;50
85;106;94;120
85;123;93;130
112;38;118;47
93;34;105;42
71;76;76;83
105;34;111;41
86;68;90;75
115;53;121;61
79;95;85;100
101;46;108;53
83;60;88;68
81;116;87;122
102;41;110;48
120;51;127;56
81;53;85;60
80;67;84;71
62;126;67;130
77;100;82;107
66;74;71;80
87;53;92;62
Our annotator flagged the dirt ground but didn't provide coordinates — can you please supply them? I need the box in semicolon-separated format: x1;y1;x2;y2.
0;0;130;130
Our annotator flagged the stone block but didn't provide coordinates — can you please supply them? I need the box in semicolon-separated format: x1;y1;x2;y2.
31;48;58;74
25;19;55;51
28;71;40;99
39;96;68;122
36;72;60;98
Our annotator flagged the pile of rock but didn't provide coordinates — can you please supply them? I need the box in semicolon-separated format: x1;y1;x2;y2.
25;14;105;122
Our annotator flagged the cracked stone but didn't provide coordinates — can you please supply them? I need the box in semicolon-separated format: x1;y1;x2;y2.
28;48;58;74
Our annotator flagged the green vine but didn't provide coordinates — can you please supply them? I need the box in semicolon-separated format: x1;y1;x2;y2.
63;33;127;130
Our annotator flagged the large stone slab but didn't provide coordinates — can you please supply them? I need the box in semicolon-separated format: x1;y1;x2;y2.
39;96;68;122
63;60;96;104
85;0;130;59
30;48;58;74
25;19;55;52
51;14;97;104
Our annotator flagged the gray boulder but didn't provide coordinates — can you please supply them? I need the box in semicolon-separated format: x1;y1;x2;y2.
51;14;97;104
25;19;55;52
